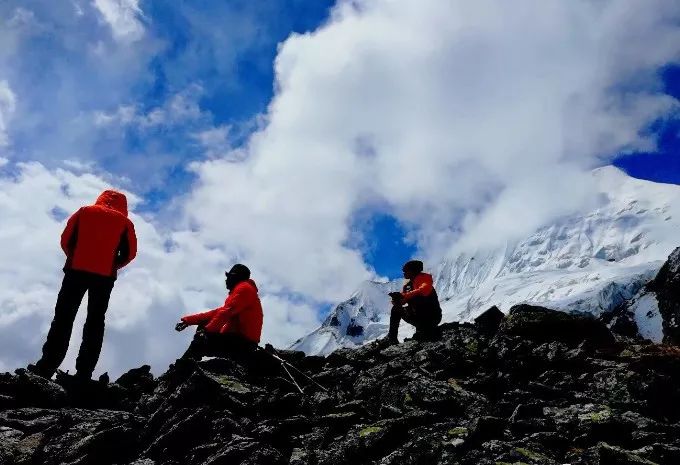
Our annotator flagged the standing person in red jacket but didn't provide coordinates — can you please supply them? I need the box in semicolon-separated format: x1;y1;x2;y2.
29;190;137;379
175;264;263;359
385;260;442;345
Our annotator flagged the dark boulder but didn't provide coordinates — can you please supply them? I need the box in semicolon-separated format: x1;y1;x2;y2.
498;304;616;348
12;369;67;408
474;306;505;335
116;365;155;391
600;303;641;339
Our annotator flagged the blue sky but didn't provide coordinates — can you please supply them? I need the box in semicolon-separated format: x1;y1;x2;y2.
613;66;680;187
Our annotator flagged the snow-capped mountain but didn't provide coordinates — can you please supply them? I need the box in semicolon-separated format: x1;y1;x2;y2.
292;167;680;355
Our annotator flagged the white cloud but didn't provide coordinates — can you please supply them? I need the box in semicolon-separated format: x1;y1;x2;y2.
259;295;320;348
93;0;145;42
0;81;16;148
183;0;680;301
193;125;232;159
72;1;85;17
93;104;137;127
93;86;205;129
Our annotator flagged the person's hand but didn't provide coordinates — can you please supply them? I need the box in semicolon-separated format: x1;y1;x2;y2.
389;292;403;305
175;321;189;332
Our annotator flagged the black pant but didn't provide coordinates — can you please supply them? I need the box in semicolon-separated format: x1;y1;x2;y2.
388;303;442;340
181;331;257;361
36;270;115;378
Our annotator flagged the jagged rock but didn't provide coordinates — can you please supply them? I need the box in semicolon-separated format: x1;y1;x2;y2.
567;442;660;464
634;443;680;464
499;304;617;347
55;370;129;409
0;408;143;464
3;308;680;464
0;394;17;409
12;369;67;408
600;301;641;339
55;425;139;464
116;365;155;392
474;306;505;335
203;436;284;465
144;407;212;459
468;416;507;443
649;247;680;345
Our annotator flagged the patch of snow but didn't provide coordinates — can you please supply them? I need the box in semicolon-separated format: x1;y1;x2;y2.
630;293;663;343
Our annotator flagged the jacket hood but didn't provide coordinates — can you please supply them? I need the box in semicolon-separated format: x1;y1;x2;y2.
235;279;258;293
95;190;128;217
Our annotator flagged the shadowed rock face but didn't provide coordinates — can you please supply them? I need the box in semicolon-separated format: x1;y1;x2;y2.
650;247;680;345
2;307;680;465
474;306;505;335
499;305;617;347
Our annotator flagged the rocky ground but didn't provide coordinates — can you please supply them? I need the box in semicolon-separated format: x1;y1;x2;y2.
2;302;680;465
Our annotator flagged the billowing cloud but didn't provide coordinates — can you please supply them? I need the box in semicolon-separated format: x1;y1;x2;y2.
93;0;145;42
0;1;298;190
184;0;680;300
94;85;206;129
0;81;16;148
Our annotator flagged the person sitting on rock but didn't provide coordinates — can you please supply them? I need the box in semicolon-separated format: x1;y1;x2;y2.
385;260;442;345
175;264;263;360
28;190;138;380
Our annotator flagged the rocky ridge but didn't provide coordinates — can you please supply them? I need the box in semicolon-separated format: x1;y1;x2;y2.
2;307;680;464
1;247;680;465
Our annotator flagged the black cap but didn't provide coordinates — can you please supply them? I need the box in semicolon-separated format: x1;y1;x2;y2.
402;260;423;273
226;263;251;280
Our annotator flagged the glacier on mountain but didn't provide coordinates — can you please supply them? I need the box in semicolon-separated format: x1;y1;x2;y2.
292;167;680;355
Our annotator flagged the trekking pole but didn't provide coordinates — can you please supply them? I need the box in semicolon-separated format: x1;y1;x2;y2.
257;347;329;393
279;355;329;393
280;362;304;394
257;347;305;394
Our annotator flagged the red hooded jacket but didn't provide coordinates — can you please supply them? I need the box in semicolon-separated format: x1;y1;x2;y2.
181;279;264;343
401;273;435;301
61;190;138;278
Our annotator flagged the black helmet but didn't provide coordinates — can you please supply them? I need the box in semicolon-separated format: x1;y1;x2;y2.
402;260;424;274
226;263;251;281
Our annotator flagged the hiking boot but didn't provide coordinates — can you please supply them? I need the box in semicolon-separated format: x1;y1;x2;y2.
376;336;399;348
26;363;54;380
74;372;93;383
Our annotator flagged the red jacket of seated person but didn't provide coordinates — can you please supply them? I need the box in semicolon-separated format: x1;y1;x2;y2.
181;279;263;343
401;272;435;301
